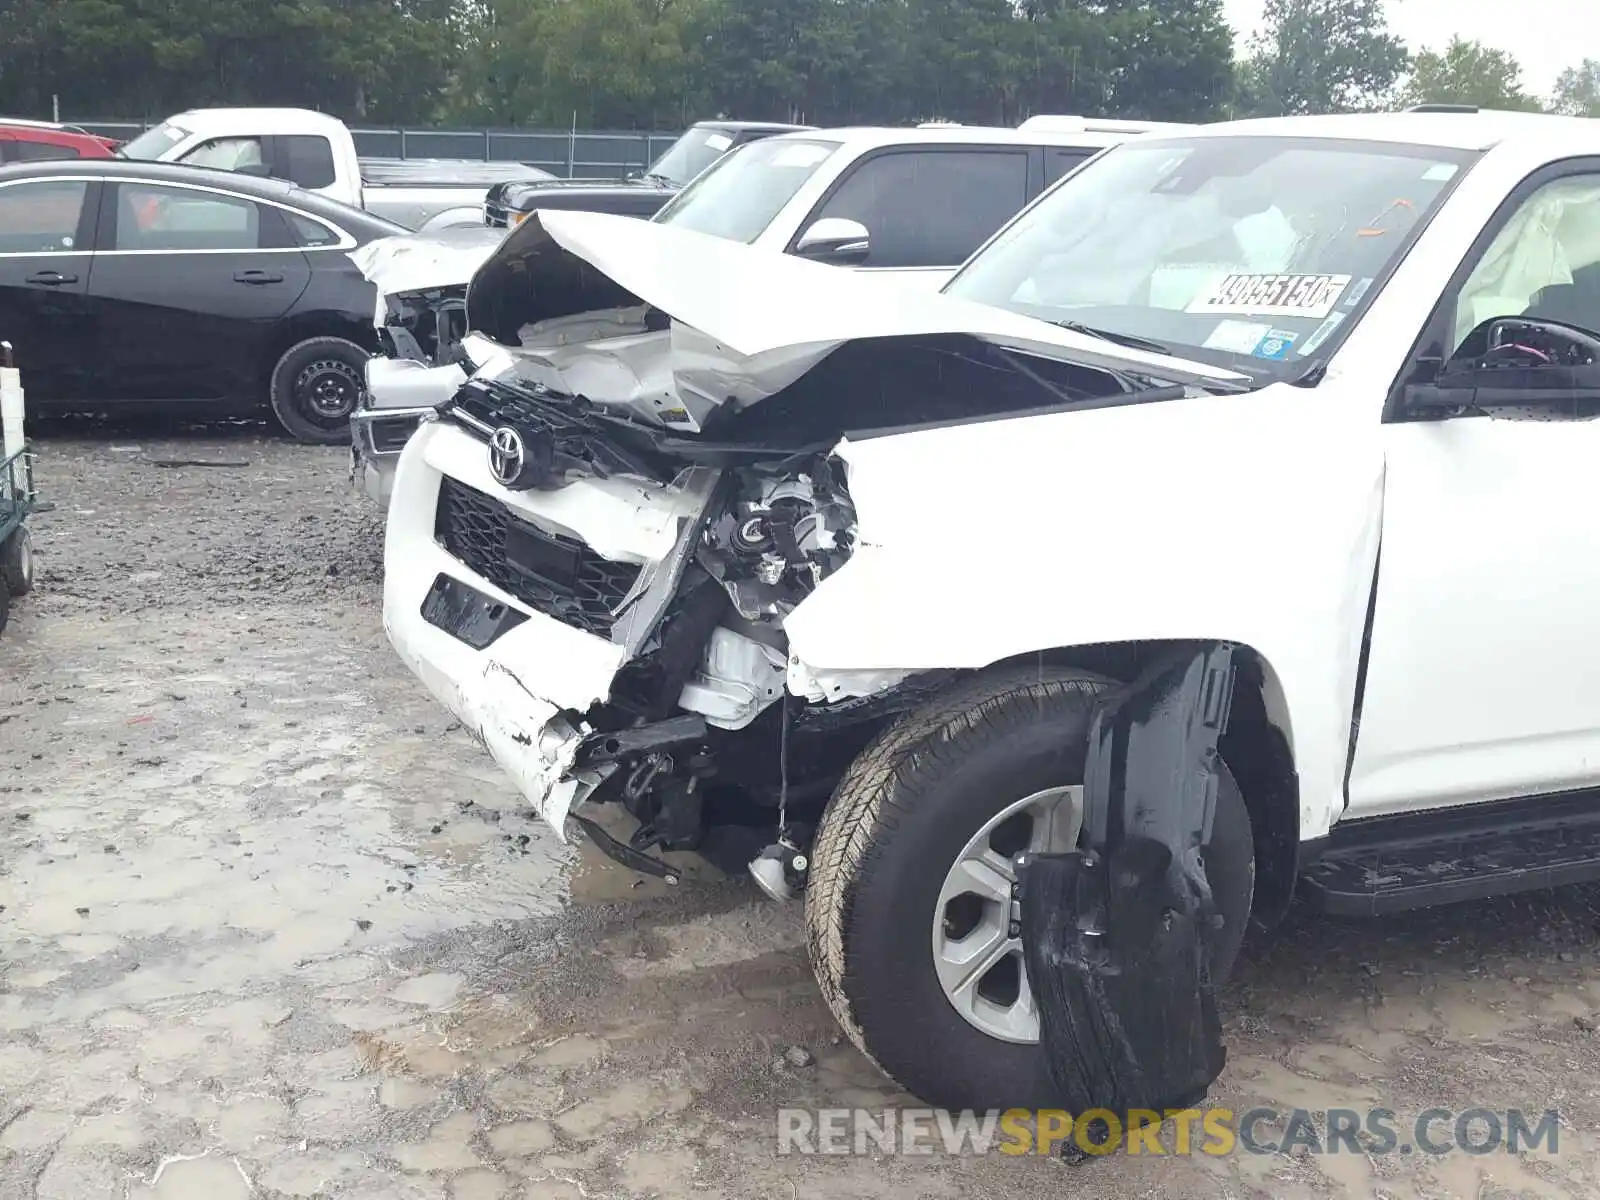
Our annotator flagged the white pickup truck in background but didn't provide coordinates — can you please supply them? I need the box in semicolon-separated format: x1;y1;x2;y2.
115;107;551;229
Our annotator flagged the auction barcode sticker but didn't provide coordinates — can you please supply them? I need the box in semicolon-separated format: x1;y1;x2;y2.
1186;273;1353;320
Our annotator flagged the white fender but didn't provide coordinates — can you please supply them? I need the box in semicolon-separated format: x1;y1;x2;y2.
783;381;1385;842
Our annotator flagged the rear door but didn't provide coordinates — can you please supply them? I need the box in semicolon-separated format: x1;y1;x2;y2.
0;175;99;401
86;179;311;403
783;145;1034;289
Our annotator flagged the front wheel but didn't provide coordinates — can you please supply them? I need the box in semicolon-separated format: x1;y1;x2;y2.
2;525;33;596
804;666;1255;1111
269;337;370;445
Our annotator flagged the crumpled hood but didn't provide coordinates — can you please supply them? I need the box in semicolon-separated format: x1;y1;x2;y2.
349;227;507;299
463;210;1250;419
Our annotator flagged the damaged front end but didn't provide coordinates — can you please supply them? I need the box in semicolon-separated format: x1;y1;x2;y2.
1018;644;1240;1115
348;230;505;505
386;209;1251;884
416;372;880;879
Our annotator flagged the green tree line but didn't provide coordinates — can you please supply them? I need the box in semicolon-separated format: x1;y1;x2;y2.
1;0;1597;129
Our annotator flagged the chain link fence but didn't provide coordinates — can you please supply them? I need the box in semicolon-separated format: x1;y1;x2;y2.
70;120;685;178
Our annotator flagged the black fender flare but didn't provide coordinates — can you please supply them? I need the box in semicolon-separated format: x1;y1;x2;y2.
1018;641;1239;1116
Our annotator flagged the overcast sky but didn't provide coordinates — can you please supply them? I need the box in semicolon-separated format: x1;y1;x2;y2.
1221;0;1599;97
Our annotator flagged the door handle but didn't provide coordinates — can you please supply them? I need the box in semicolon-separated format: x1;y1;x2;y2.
25;271;77;286
233;270;284;285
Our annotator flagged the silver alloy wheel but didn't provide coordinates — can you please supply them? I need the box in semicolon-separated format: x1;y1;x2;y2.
930;785;1084;1044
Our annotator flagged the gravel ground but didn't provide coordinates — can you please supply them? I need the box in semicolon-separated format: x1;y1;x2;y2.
5;421;1600;1198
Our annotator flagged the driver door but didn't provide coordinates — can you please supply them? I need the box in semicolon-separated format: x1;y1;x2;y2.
1347;163;1600;817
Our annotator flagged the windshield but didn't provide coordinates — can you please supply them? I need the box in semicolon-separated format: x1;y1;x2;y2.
644;127;746;187
945;136;1476;373
652;138;840;244
118;122;189;160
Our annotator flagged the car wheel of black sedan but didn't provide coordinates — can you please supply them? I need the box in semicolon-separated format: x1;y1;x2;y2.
269;337;370;445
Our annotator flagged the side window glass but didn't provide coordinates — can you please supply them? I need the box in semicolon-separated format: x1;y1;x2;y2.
289;212;342;248
1453;175;1600;351
281;136;338;190
115;184;263;252
14;141;82;162
181;136;267;172
1044;149;1092;185
811;150;1030;268
0;180;88;253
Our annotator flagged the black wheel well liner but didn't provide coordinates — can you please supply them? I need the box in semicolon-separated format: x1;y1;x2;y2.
982;640;1302;932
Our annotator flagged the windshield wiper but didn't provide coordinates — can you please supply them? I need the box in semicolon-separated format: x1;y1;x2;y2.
642;172;676;187
1052;320;1174;357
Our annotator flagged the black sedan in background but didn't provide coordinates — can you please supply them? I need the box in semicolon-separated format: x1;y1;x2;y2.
0;159;408;443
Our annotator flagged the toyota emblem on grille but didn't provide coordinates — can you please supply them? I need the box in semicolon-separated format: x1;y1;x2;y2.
488;426;525;487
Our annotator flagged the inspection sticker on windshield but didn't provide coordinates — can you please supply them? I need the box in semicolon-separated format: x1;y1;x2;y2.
703;132;733;151
1186;272;1353;319
1298;311;1347;355
1253;329;1298;360
1203;320;1272;353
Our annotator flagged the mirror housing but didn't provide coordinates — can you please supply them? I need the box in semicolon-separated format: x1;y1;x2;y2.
794;217;870;265
232;162;275;178
1405;316;1600;419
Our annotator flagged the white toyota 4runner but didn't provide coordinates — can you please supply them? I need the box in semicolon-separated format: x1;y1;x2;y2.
383;108;1600;1113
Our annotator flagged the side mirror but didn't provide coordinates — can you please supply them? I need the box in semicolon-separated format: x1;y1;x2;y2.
794;217;870;265
233;163;274;178
1406;317;1600;419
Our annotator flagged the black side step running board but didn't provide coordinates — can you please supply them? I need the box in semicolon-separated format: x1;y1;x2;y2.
1300;788;1600;917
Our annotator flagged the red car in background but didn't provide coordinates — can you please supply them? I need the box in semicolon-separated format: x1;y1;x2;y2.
0;119;119;163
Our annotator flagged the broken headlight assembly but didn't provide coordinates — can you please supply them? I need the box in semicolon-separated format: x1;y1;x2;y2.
700;454;857;622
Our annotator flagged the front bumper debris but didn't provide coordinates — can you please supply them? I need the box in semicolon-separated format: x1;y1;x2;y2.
381;422;705;837
350;403;437;506
350;356;471;505
1018;643;1238;1114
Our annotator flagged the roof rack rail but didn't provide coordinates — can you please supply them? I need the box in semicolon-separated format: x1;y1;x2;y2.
1406;103;1479;113
1017;114;1192;134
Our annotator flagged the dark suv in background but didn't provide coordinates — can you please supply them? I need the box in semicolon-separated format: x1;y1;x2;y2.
481;120;812;227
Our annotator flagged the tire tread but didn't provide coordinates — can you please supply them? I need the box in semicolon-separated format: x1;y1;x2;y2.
803;666;1113;1087
269;336;369;445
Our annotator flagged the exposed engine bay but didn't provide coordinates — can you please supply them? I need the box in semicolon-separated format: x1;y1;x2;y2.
405;208;1248;888
431;327;1183;888
383;287;469;367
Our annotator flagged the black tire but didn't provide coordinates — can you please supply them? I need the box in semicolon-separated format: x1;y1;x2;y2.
2;525;33;596
268;337;369;445
804;665;1255;1112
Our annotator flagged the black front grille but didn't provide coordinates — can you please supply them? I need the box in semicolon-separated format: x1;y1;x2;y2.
483;203;511;228
454;386;563;437
434;478;641;637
